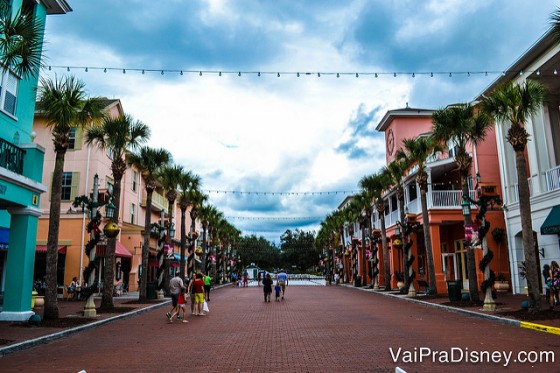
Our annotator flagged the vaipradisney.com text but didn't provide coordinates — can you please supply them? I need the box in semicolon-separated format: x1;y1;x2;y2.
389;347;555;367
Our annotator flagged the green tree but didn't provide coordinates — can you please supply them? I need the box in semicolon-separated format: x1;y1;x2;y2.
127;146;171;301
432;103;492;302
177;171;200;278
86;114;150;309
360;171;392;289
0;2;44;78
395;136;444;295
36;76;105;319
481;80;547;312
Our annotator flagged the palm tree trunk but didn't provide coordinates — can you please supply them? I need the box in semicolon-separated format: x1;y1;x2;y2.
44;151;66;320
420;187;437;294
462;173;480;302
102;178;122;309
515;149;541;312
380;214;391;290
139;190;153;301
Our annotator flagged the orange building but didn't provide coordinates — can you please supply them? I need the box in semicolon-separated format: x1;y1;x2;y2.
341;105;509;296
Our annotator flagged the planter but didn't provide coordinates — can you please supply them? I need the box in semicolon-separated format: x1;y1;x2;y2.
494;281;510;293
397;281;405;289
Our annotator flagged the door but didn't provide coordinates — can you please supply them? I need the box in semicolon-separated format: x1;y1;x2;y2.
442;253;458;281
454;239;468;289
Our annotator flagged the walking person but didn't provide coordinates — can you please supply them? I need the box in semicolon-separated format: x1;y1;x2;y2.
187;273;196;315
544;264;552;308
170;288;188;323
166;272;184;322
277;270;288;300
204;273;212;302
551;261;560;306
192;272;206;316
262;273;273;302
274;281;281;302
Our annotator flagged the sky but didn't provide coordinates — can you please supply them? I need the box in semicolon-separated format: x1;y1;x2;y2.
40;0;558;244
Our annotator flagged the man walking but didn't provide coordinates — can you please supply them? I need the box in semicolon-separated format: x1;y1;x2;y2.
204;273;212;302
277;270;288;300
166;272;184;322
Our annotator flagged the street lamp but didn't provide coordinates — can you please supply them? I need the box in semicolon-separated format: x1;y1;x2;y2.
461;199;471;217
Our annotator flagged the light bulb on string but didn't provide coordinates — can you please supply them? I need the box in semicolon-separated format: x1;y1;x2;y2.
180;70;183;75
277;72;280;77
238;72;241;76
555;69;558;75
104;68;107;73
430;72;433;77
356;73;359;77
85;67;88;72
375;73;378;78
336;73;339;78
67;66;70;72
218;71;222;76
123;69;126;74
142;70;145;74
412;72;415;78
257;72;260;77
161;70;164;75
317;72;320;77
199;71;202;76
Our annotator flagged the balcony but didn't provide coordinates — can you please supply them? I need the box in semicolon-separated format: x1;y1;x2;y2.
140;190;167;212
546;165;560;192
0;137;25;175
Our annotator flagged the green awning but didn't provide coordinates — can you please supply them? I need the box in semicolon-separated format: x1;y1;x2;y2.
541;205;560;235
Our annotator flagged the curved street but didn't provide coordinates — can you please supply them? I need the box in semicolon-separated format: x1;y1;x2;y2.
1;285;559;373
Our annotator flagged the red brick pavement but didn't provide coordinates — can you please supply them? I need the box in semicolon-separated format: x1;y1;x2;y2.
1;286;559;372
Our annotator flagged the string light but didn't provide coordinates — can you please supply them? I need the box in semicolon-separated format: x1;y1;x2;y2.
204;189;359;196
41;65;554;79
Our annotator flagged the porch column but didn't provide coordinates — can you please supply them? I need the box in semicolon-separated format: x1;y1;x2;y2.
0;207;41;321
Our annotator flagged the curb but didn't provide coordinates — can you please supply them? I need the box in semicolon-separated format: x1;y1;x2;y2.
344;284;560;335
0;300;170;356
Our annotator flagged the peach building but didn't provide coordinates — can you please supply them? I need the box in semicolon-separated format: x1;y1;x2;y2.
33;99;190;293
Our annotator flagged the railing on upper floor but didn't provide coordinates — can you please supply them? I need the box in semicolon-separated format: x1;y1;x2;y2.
140;189;167;211
0;137;25;175
546;165;560;192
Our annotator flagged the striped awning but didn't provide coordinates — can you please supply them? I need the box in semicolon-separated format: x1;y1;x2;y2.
96;241;132;258
36;245;67;254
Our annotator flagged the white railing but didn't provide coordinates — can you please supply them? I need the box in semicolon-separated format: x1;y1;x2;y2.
511;177;533;203
431;190;462;207
546;165;560;192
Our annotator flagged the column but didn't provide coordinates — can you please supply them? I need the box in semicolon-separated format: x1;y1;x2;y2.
0;207;41;321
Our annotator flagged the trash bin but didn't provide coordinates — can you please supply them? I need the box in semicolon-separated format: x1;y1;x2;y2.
446;280;462;301
147;281;157;300
354;275;362;287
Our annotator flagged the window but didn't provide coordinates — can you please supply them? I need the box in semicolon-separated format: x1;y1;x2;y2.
408;183;417;202
132;170;137;192
0;70;19;116
130;203;136;224
106;179;114;195
68;128;76;149
61;172;72;200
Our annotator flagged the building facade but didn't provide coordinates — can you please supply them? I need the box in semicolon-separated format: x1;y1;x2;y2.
0;0;72;321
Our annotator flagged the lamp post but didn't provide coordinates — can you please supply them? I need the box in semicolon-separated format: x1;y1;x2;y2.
395;211;421;296
155;209;175;299
72;174;120;317
367;228;382;290
463;180;502;311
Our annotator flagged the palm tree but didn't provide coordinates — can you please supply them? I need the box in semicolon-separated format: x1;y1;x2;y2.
348;191;371;285
177;173;206;277
36;76;105;320
86;114;150;309
395;136;444;295
177;171;200;278
360;171;392;290
432;103;493;302
0;3;44;78
158;164;183;290
126;146;171;301
383;160;409;287
481;80;547;312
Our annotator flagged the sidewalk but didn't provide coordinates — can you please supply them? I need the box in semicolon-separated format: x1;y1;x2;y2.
345;284;560;333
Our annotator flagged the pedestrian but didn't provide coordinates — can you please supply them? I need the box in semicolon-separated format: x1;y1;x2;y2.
551;261;560;306
68;277;79;301
257;271;262;287
334;272;340;285
274;281;281;302
277;270;288;300
243;270;249;287
543;264;552;308
204;273;212;301
170;287;188;323
192;272;206;316
187;273;196;315
262;273;273;302
166;272;184;322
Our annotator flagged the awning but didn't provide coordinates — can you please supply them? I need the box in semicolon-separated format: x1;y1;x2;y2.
541;205;560;235
36;245;67;254
96;241;133;258
0;227;8;250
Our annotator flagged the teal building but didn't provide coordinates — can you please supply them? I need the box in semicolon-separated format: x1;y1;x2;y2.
0;0;71;321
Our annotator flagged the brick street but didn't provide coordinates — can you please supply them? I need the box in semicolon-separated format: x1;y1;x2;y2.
1;285;559;373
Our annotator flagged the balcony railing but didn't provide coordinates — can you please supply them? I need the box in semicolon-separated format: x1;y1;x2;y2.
140;190;167;211
546;165;560;192
0;137;25;175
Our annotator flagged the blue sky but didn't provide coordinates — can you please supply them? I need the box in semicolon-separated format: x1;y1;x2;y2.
41;0;558;243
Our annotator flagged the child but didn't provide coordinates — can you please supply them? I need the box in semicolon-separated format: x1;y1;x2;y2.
275;282;281;302
170;288;188;323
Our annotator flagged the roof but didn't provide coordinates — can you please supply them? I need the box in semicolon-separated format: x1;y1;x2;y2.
41;0;72;15
477;29;558;99
375;106;435;132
